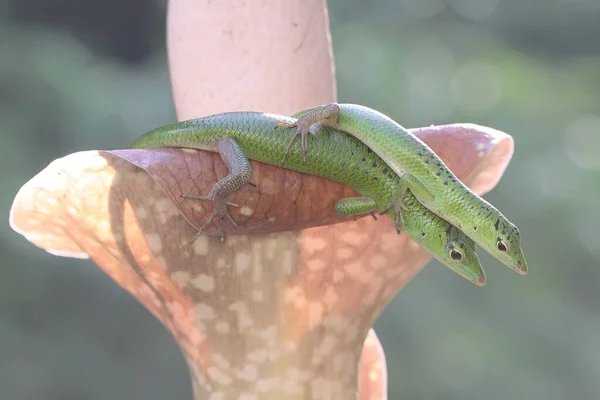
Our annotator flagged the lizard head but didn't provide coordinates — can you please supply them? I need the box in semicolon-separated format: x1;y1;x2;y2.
493;218;527;275
475;206;527;275
439;226;486;286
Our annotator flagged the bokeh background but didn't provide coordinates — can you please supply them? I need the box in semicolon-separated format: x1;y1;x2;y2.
2;0;599;399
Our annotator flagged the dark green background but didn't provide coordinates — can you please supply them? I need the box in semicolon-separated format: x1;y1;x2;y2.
2;0;599;398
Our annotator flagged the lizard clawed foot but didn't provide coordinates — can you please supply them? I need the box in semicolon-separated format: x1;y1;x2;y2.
275;117;318;165
380;197;408;234
276;105;340;165
392;203;408;234
181;193;240;242
380;205;406;234
379;183;410;234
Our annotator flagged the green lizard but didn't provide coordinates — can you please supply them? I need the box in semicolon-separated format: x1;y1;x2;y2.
277;103;527;275
132;111;485;285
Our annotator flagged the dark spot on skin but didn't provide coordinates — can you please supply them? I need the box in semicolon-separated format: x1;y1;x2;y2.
372;162;377;168
362;157;366;162
388;174;394;179
502;230;506;235
436;162;441;166
473;226;478;231
436;172;441;177
382;168;388;174
460;242;465;249
372;177;379;181
367;148;373;153
451;178;456;183
425;160;429;164
419;232;426;238
443;181;448;186
494;219;500;231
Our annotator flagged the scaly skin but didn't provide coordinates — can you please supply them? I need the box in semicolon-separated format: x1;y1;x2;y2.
280;103;527;275
132;111;485;285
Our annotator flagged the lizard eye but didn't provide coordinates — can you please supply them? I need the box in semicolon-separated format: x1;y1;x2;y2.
497;240;508;252
450;249;464;261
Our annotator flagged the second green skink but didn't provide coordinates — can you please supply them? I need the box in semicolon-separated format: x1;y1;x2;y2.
278;103;527;275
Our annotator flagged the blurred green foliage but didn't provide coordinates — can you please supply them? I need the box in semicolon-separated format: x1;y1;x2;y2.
2;0;600;399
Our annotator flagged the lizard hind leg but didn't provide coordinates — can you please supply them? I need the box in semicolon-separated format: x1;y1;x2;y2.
180;136;252;242
334;196;379;217
336;195;409;235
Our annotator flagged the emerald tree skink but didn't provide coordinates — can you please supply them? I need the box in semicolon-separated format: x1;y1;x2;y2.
131;111;485;285
278;103;527;275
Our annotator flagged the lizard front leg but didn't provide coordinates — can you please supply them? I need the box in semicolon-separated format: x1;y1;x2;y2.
276;103;341;165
